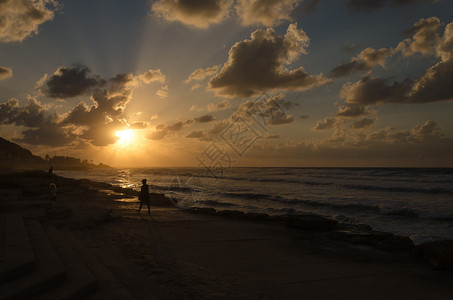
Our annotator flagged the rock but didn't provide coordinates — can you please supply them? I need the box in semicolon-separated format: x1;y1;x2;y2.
378;235;414;252
243;212;269;221
185;207;217;215
331;230;393;247
217;210;245;218
286;214;338;231
150;193;175;207
413;240;453;269
335;223;372;232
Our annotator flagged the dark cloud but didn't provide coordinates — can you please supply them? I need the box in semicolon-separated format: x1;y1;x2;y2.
251;120;453;166
346;0;436;12
152;0;232;28
15;124;75;147
299;115;309;119
195;114;216;123
329;48;392;78
44;64;103;98
210;23;329;97
0;66;12;80
130;122;147;129
0;97;50;127
0;0;60;42
235;0;301;26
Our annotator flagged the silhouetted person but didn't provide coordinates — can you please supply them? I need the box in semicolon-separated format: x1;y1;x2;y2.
137;179;150;214
48;165;53;175
50;183;57;201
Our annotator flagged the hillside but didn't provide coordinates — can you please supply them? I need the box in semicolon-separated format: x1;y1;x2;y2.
0;137;110;170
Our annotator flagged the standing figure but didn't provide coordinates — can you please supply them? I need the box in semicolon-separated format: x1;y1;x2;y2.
137;179;150;214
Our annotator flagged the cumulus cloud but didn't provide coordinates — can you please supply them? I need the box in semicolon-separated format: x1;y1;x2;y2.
185;65;220;83
0;66;12;80
152;0;232;29
436;22;453;61
209;23;329;97
235;0;301;27
0;97;74;146
397;17;441;57
329;47;393;78
43;64;103;98
0;0;60;42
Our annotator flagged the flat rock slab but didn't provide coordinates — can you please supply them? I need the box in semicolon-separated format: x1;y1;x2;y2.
0;213;35;283
0;219;66;300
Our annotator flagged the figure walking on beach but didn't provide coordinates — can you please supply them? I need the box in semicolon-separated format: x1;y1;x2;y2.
138;179;150;214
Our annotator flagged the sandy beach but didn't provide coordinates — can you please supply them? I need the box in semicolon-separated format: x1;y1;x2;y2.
1;170;453;299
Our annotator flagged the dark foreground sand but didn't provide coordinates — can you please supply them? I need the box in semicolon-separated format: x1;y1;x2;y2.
2;171;453;299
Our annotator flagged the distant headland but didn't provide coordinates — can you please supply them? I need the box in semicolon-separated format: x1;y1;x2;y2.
0;137;111;171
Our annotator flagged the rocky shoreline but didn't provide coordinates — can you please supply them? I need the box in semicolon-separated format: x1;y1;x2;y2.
2;169;453;298
1;169;452;271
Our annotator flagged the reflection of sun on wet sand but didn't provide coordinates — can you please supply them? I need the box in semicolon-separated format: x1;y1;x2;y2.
1;170;453;299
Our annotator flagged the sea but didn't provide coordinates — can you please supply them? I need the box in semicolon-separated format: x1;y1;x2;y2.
56;167;453;245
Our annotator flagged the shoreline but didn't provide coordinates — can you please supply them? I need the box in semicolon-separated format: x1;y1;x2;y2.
1;170;453;298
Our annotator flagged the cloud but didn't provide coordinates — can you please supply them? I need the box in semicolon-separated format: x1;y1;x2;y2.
207;99;230;111
351;117;376;129
0;66;12;80
0;97;75;147
139;69;166;84
251;120;453;166
2;65;165;147
152;0;232;29
436;22;453;61
209;23;329;97
194;114;216;122
329;47;393;78
346;0;437;12
185;65;220;83
0;0;60;42
43;64;103;98
185;129;212;141
235;0;301;27
313;116;343;130
147;129;168;140
397;17;441;57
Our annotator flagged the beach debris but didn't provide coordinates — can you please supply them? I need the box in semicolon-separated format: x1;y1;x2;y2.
413;240;453;269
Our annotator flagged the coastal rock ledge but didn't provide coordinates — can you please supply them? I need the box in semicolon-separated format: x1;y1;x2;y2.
413;240;453;269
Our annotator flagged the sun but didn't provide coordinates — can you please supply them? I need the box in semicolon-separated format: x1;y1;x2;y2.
115;129;134;146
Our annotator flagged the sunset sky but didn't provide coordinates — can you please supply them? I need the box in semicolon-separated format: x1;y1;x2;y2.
1;0;453;167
